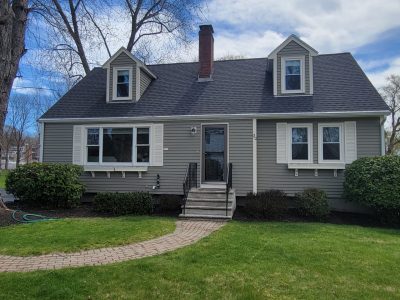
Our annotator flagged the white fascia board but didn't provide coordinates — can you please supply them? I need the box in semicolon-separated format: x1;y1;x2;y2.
39;110;390;123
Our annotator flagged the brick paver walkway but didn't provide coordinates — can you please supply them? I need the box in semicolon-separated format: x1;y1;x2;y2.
0;219;225;273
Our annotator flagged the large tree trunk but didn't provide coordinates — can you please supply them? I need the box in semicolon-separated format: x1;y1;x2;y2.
0;0;29;136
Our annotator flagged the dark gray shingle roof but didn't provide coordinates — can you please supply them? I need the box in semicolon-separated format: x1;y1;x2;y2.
41;53;388;119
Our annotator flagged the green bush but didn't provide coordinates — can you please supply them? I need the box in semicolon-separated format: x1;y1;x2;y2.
344;156;400;224
6;163;85;209
296;188;330;219
245;190;288;218
93;192;153;216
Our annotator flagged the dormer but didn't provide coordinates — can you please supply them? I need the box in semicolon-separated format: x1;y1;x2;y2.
102;47;156;103
268;35;318;96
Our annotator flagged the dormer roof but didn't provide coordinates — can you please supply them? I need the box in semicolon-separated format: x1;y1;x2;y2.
102;47;157;79
268;34;318;59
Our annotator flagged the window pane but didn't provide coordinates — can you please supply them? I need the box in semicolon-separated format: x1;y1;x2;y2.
323;127;339;143
137;146;150;163
117;70;129;83
286;75;301;90
323;143;340;160
102;128;132;162
292;144;308;160
87;128;99;145
137;128;149;144
285;60;300;75
87;146;99;162
292;128;308;143
117;83;129;97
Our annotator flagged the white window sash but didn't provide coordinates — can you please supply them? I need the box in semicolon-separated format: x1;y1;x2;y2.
318;123;345;164
287;124;313;164
281;56;305;94
112;66;133;101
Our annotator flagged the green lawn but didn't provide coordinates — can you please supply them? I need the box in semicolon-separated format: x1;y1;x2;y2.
0;170;8;189
0;216;175;256
0;221;399;299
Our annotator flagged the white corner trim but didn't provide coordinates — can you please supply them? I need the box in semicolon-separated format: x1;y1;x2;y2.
273;58;278;96
287;123;313;164
39;122;44;162
112;66;133;101
317;123;345;164
281;56;305;94
136;66;140;101
106;67;110;103
252;118;257;193
309;54;314;95
380;116;386;155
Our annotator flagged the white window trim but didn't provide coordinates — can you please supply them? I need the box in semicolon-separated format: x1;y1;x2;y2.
112;66;133;101
281;56;305;94
83;124;152;167
318;123;345;164
287;123;313;164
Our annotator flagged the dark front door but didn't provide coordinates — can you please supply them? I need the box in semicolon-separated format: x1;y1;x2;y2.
202;125;227;182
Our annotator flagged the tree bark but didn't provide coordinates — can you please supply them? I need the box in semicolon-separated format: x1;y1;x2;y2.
0;0;29;137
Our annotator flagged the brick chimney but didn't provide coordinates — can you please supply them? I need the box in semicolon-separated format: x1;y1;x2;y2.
198;25;214;80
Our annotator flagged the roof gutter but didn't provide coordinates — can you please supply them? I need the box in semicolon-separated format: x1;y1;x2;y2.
39;110;390;123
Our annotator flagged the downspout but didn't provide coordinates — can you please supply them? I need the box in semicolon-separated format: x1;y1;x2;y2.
252;118;257;193
380;116;386;155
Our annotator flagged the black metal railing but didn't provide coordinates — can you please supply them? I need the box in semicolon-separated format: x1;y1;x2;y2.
182;162;197;214
225;163;233;216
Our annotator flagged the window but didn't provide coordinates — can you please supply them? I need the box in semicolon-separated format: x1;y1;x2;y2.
113;67;132;100
136;128;150;163
288;124;312;163
103;128;133;162
282;57;304;93
318;124;344;163
87;128;99;162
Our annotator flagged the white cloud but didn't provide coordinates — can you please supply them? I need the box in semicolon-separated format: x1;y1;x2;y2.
207;0;400;53
366;56;400;89
12;77;53;97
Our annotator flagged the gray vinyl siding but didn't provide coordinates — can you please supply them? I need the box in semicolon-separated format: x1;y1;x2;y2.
257;117;381;203
43;123;73;163
140;70;152;96
109;52;136;101
42;119;253;196
277;40;311;95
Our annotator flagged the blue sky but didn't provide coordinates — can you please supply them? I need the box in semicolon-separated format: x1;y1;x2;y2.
12;0;400;109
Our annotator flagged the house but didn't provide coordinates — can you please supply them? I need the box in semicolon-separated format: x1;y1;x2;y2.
39;25;389;218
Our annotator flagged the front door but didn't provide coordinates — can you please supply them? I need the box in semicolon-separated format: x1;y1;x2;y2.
202;125;227;182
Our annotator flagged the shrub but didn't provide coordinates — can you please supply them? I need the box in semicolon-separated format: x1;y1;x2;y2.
245;190;288;218
344;156;400;225
295;188;330;219
6;163;85;209
93;192;153;216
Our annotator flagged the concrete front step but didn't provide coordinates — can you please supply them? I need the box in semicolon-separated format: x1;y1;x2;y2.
188;192;235;200
182;207;233;217
185;200;233;208
179;214;232;220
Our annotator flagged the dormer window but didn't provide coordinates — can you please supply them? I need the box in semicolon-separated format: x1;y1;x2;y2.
282;57;305;93
113;67;133;100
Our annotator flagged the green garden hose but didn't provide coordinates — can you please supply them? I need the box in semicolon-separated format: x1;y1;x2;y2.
11;210;59;223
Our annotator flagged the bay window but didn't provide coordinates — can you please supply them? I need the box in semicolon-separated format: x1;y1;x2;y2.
103;128;133;162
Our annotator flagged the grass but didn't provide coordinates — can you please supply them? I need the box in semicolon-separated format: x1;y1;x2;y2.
0;216;175;256
0;221;399;299
0;170;8;189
